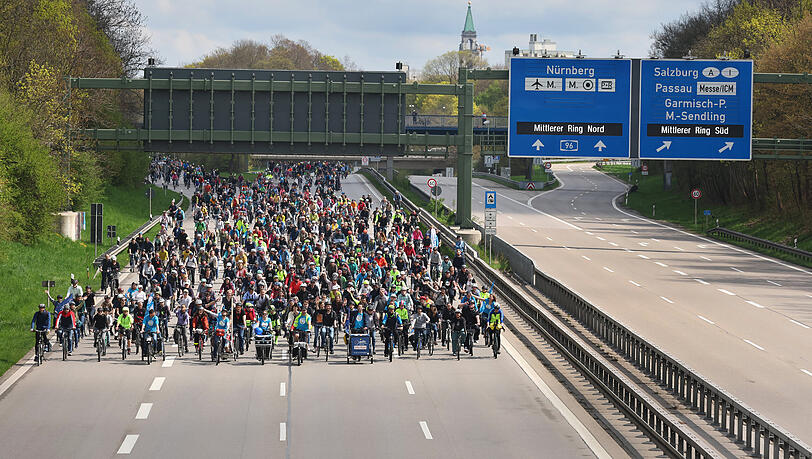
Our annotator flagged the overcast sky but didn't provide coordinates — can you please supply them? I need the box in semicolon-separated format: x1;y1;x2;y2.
138;0;703;71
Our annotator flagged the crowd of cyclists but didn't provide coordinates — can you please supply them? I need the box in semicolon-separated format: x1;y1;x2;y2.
30;157;505;366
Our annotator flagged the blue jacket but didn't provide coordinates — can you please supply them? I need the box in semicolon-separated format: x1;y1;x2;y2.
31;310;51;330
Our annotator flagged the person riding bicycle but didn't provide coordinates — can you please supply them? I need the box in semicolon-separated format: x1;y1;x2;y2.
289;306;311;358
55;304;76;355
175;304;191;352
117;307;134;354
411;307;430;351
30;304;51;352
450;309;467;356
395;301;410;350
254;309;274;336
92;307;109;352
381;305;402;357
191;307;210;349
142;308;161;356
488;303;504;355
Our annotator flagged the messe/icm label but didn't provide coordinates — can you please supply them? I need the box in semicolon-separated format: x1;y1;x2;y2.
508;57;632;159
639;59;752;160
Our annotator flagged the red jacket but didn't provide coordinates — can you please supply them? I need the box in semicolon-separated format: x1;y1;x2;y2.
56;310;76;329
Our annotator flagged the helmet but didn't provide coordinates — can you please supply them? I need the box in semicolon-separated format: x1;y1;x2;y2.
122;307;130;312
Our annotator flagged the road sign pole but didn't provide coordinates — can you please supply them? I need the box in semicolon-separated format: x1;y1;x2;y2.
694;198;697;226
456;68;474;228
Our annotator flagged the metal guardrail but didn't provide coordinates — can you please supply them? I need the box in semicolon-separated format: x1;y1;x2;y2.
707;227;811;264
405;114;508;129
363;168;724;458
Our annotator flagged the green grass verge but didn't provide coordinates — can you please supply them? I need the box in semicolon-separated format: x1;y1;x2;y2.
0;184;184;377
598;164;812;268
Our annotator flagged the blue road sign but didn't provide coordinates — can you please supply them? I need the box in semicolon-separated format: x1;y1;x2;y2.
484;191;496;209
508;57;632;159
639;59;752;160
704;210;712;216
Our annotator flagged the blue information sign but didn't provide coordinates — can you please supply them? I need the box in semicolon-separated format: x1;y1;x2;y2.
484;191;496;209
508;57;631;158
639;59;752;160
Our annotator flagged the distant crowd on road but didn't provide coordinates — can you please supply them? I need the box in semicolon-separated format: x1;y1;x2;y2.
31;156;505;365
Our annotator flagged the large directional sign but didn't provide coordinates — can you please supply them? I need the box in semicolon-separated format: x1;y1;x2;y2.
639;59;752;160
508;57;632;158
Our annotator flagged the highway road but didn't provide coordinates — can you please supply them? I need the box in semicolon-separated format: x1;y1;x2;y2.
0;174;613;458
412;163;812;440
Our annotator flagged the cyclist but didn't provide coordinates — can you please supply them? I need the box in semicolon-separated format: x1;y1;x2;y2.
141;308;161;357
411;307;430;351
55;304;76;355
289;306;311;359
488;303;504;355
381;305;402;357
320;304;337;353
395;301;410;351
191;307;210;350
460;301;479;352
117;307;134;354
92;307;109;354
450;309;467;356
232;303;247;355
30;304;51;352
254;309;274;335
175;304;190;352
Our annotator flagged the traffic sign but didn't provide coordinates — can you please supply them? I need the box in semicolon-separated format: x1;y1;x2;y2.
641;164;649;176
703;209;712;216
639;59;752;160
544;162;552;171
526;182;536;190
508;57;632;159
691;189;702;199
485;191;496;209
427;178;437;189
532;157;543;166
484;209;497;220
361;156;369;166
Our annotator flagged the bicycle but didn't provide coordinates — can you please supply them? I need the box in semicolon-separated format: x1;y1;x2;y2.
317;326;332;362
142;332;154;365
175;325;187;358
119;330;130;360
491;326;502;359
212;329;226;365
33;330;48;366
59;328;74;361
452;329;465;361
193;328;206;361
94;329;107;361
465;327;476;356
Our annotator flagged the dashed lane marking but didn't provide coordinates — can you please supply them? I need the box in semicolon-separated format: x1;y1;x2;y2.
700;256;712;261
135;403;153;420
745;300;764;309
743;339;765;351
629;280;641;287
730;267;743;273
802;369;812;377
673;270;688;276
419;421;433;440
638;255;649;259
149;377;165;391
674;246;685;251
596;236;606;241
661;296;674;304
767;280;782;287
531;228;538;233
631;230;639;234
280;422;287;441
162;357;175;368
694;279;709;285
608;242;618;246
651;238;661;242
546;236;553;241
654;262;668;267
405;381;415;395
280;382;286;397
718;289;736;296
789;319;810;329
585;231;594;235
582;256;591;261
603;267;614;273
697;315;715;325
117;435;139;454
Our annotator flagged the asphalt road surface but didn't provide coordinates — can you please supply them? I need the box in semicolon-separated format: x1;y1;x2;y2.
0;173;607;459
412;163;812;440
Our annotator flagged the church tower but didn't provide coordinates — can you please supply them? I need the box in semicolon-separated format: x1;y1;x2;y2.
459;1;484;58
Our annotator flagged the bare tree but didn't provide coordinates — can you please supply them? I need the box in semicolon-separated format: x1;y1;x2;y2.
85;0;156;76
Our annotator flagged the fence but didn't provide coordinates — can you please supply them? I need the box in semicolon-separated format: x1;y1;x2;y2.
707;227;812;264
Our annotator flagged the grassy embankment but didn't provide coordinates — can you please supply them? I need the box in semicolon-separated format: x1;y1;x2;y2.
0;184;184;376
359;170;511;272
599;164;811;268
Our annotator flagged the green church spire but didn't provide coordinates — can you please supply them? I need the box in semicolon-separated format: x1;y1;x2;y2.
463;1;475;33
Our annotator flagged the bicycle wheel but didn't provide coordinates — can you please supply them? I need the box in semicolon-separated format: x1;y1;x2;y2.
416;336;421;360
97;339;102;362
215;339;221;365
297;347;302;366
62;340;68;361
429;337;434;356
35;342;41;366
197;337;203;361
122;340;126;360
146;342;152;365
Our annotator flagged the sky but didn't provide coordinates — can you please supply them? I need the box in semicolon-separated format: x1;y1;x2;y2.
137;0;704;72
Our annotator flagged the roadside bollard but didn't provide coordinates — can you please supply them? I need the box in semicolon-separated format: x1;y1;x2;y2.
652;204;656;217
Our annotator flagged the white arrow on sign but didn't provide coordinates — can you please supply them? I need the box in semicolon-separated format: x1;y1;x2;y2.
594;140;606;152
655;141;672;153
718;142;734;153
532;139;544;151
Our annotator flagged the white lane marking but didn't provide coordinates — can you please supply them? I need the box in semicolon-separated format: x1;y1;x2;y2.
654;262;668;267
546;236;553;241
280;382;286;397
629;280;641;287
162;356;175;368
0;355;36;399
612;224;619;227
767;280;782;287
563;246;571;251
574;216;582;220
631;230;639;234
149;377;166;391
582;256;591;261
674;246;685;251
585;231;594;235
638;242;648;247
581;212;586;215
743;339;765;351
280;422;287;441
531;228;538;233
745;300;764;309
789;319;810;329
698;244;708;248
502;339;610;459
730;267;744;273
623;248;632;252
697;315;715;325
807;294;812;299
595;217;602;221
638;255;649;259
700;256;712;261
419;421;433;440
135;403;153;420
694;279;709;285
603;267;614;273
673;270;688;276
519;222;526;226
472;181;582;231
117;435;139;454
596;236;606;241
661;296;674;304
507;215;514;220
405;381;415;395
802;369;812;377
717;289;736;296
651;238;661;242
609;242;619;246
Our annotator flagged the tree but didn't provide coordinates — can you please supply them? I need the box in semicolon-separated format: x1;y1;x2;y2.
85;0;155;77
695;1;789;58
650;0;738;58
189;35;348;72
421;50;487;84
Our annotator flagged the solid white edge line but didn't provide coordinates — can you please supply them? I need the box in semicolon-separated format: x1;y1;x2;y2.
280;382;286;397
743;339;765;351
608;188;812;277
149;377;165;391
405;380;415;395
280;422;287;441
117;434;139;454
419;421;433;440
660;296;674;304
697;315;715;325
789;319;810;329
135;403;153;420
502;339;610;459
0;356;36;399
745;300;764;309
161;356;175;368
